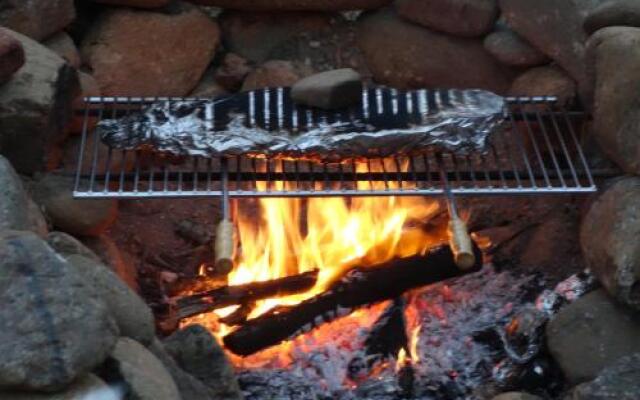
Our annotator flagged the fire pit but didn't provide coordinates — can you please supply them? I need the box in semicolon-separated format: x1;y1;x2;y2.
71;87;597;399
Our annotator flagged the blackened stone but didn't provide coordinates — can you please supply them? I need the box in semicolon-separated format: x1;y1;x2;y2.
571;353;640;400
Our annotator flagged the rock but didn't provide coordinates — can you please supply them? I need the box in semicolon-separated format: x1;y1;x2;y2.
67;254;155;345
546;289;640;384
92;0;172;8
0;156;48;236
499;0;607;98
0;28;25;84
30;174;118;237
0;231;118;391
43;32;81;69
214;53;253;92
357;9;512;92
219;10;333;63
241;60;309;91
189;0;391;11
190;67;229;98
396;0;498;37
509;66;577;107
0;0;75;41
492;393;543;400
291;68;362;109
570;353;640;400
0;374;120;399
149;339;230;400
80;2;220;96
587;27;640;174
110;338;181;400
69;71;102;134
483;29;549;67
581;177;640;310
164;324;242;399
46;231;101;262
83;235;139;292
584;0;640;35
0;30;80;174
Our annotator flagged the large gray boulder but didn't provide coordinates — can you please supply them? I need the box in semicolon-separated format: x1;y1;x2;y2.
546;289;640;384
581;177;640;310
0;156;47;236
570;353;640;400
357;8;512;92
80;2;220;97
0;0;75;41
110;338;181;400
584;0;640;35
0;28;25;84
67;255;155;345
499;0;608;98
587;27;640;175
30;174;118;237
188;0;391;10
396;0;498;37
0;231;118;391
0;30;79;174
164;325;242;400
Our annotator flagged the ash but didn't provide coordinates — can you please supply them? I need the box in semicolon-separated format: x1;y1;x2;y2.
237;266;593;400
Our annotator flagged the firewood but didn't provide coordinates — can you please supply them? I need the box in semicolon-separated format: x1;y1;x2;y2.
223;243;482;356
347;297;408;381
219;302;256;326
175;269;319;320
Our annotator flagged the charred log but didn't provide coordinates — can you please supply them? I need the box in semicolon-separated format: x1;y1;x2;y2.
219;302;256;326
223;243;482;356
175;269;318;320
347;297;408;381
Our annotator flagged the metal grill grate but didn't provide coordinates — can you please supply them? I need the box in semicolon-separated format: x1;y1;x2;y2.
73;92;596;199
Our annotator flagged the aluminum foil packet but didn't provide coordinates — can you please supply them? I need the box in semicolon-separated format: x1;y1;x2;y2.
98;87;506;161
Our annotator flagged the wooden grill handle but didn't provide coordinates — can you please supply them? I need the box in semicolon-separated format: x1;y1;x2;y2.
214;219;234;275
448;215;476;270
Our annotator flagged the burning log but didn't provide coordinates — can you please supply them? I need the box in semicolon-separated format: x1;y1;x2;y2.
223;243;482;356
219;302;255;326
175;269;318;320
347;297;408;381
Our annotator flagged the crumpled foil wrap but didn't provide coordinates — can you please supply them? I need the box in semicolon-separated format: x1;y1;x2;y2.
98;87;506;161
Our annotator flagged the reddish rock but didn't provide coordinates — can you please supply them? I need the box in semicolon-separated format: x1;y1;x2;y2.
396;0;498;37
81;2;220;96
187;0;391;11
219;10;333;63
214;53;253;91
241;60;310;91
43;31;81;68
190;67;229;98
357;9;512;92
92;0;172;8
69;72;101;134
0;28;24;84
509;66;577;107
584;0;640;35
0;0;75;41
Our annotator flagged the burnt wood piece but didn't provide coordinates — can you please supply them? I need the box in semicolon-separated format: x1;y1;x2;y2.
219;302;256;326
347;297;408;381
223;243;482;356
175;269;318;320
